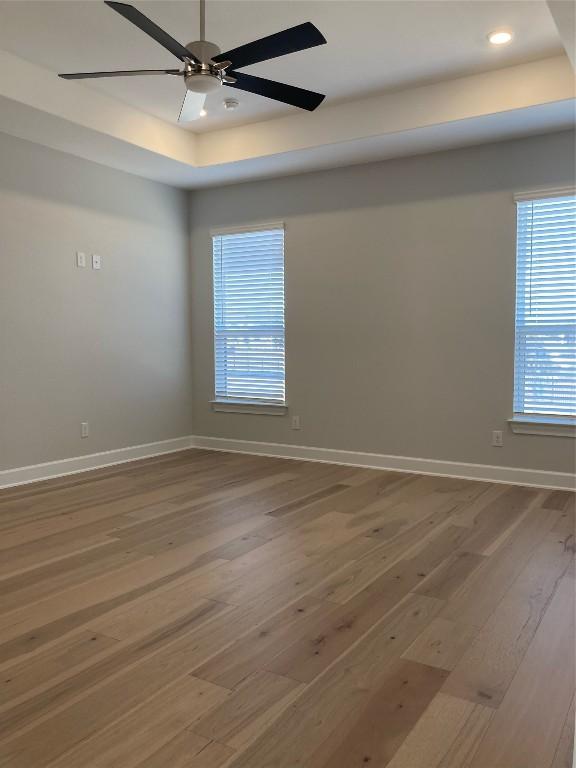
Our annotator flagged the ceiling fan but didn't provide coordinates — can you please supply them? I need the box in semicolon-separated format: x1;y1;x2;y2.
59;0;327;122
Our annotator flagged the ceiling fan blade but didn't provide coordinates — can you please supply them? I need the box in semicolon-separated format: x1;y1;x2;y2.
104;2;200;63
59;69;181;79
178;90;207;122
226;71;325;111
213;22;326;69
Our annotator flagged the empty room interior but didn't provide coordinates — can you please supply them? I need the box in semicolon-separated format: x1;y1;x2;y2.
1;0;576;766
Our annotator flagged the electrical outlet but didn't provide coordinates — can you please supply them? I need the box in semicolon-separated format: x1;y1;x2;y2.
92;254;102;270
81;422;89;438
291;415;302;430
492;430;503;447
76;251;86;268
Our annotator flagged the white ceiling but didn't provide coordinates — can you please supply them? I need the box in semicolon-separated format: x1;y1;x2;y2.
0;0;563;132
0;0;572;188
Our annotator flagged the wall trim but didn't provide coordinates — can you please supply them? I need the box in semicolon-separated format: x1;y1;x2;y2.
514;186;575;202
190;436;576;491
0;436;194;489
1;434;573;491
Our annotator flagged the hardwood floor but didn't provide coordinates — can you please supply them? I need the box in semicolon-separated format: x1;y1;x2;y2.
0;448;573;767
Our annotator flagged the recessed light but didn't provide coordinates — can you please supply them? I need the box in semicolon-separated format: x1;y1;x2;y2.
199;108;207;117
488;30;513;46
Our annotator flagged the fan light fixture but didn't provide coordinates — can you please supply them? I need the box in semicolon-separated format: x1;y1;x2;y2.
488;30;513;46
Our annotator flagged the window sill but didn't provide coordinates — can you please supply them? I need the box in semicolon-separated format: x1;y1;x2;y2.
211;400;288;416
508;416;576;438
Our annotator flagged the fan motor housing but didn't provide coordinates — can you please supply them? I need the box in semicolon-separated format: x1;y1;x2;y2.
186;40;221;62
184;39;225;93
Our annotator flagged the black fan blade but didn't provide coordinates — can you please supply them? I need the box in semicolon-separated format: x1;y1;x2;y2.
227;71;325;111
213;22;326;69
59;69;181;79
104;2;200;63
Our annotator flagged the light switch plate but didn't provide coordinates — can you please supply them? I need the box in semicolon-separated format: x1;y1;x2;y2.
92;254;102;270
76;251;86;268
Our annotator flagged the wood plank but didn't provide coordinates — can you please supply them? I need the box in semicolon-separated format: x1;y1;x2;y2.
414;551;486;600
468;577;575;768
226;594;443;768
452;486;539;555
443;529;573;707
193;670;303;750
211;526;463;688
386;693;477;768
266;570;434;684
0;630;118;708
0;530;301;660
48;675;227;768
441;505;560;627
0;599;228;741
0;545;148;616
134;731;214;768
0;479;206;549
542;491;575;512
402;618;478;671
319;660;449;768
550;696;575;768
193;596;335;689
266;483;351;518
437;704;494;768
137;738;235;768
0;660;226;766
0;515;133;578
87;562;228;640
308;507;457;604
0;550;225;664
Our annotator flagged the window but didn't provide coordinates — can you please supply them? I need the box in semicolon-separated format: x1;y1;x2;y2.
212;224;285;406
513;191;576;426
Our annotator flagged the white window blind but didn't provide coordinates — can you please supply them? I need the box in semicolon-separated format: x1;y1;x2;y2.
213;225;285;403
514;192;576;418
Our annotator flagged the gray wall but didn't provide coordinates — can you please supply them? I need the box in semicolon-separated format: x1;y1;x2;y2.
189;131;575;474
0;131;193;471
2;129;574;475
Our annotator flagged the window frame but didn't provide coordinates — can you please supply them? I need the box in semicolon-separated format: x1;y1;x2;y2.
510;187;576;438
210;221;287;415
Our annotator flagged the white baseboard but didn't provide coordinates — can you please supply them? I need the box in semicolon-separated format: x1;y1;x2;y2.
1;434;573;491
0;436;194;489
189;436;576;491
